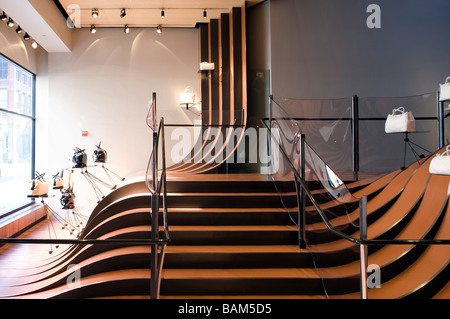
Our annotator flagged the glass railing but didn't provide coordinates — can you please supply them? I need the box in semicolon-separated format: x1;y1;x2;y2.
265;95;450;298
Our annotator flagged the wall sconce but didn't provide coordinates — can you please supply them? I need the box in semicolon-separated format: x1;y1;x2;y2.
200;62;215;71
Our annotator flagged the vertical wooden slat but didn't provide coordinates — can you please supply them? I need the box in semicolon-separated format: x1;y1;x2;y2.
199;23;210;125
220;13;231;126
209;19;220;125
231;7;243;125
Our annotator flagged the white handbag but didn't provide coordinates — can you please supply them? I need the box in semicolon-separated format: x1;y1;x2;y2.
429;146;450;175
30;179;50;197
385;107;415;133
200;62;215;71
439;76;450;101
180;86;195;104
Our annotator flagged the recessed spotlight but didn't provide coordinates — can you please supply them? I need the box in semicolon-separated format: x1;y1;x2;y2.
23;32;30;41
156;24;162;34
120;8;126;18
90;25;96;34
15;26;22;34
91;8;99;18
0;12;7;21
124;25;130;34
31;40;38;49
7;18;14;27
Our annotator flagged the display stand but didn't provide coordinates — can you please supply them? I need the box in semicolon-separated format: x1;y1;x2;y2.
62;207;88;237
400;132;431;170
27;195;62;254
79;163;124;203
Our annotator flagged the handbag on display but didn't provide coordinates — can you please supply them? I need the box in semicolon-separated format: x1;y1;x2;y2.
93;142;107;163
385;107;415;133
439;76;450;102
200;62;215;71
429;146;450;175
72;147;87;168
60;189;76;209
180;86;195;105
52;171;64;189
29;172;49;197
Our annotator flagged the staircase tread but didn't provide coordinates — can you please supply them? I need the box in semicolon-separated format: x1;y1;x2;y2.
165;245;303;253
168;225;297;231
167;192;290;196
162;268;321;279
166;208;289;213
166;173;272;181
159;295;328;299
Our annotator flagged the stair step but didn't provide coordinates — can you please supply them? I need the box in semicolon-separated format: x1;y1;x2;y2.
166;180;277;193
164;245;314;268
160;268;358;295
165;192;287;208
167;225;298;245
166;208;292;225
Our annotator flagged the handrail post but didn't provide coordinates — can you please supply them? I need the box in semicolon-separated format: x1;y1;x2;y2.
352;95;359;181
437;90;444;149
359;195;368;299
150;130;160;299
298;134;307;249
150;92;160;299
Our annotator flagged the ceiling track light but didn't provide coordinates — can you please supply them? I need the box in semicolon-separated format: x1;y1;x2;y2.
120;8;126;18
203;9;207;19
23;32;30;41
161;9;165;18
90;25;96;34
15;26;22;34
91;8;99;18
156;24;162;34
0;11;7;21
7;17;14;27
31;40;38;49
124;24;130;34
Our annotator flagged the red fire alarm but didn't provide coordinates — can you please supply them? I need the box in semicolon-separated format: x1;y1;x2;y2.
82;131;88;137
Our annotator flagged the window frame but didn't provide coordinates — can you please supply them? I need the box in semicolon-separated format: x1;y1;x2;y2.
0;52;36;219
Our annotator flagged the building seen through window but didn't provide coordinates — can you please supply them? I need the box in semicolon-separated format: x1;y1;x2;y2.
0;54;35;216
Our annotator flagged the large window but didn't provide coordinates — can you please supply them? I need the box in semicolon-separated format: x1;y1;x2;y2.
0;54;35;217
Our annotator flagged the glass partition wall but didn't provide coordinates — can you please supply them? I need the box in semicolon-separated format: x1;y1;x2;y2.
267;94;449;298
0;54;35;217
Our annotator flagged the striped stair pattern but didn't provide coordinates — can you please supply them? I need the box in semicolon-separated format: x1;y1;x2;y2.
0;151;449;298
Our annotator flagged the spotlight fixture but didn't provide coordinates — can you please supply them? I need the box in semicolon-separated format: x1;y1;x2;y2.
31;40;38;49
7;18;14;27
156;24;162;34
120;8;126;18
203;9;207;19
15;26;22;34
90;25;96;34
161;9;165;18
23;32;30;41
124;24;130;34
91;8;99;18
0;12;7;21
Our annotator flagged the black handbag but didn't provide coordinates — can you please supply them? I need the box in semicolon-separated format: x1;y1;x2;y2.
92;142;107;163
60;189;76;209
72;147;87;168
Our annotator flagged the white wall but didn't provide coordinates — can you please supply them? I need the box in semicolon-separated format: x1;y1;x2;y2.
47;27;200;213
